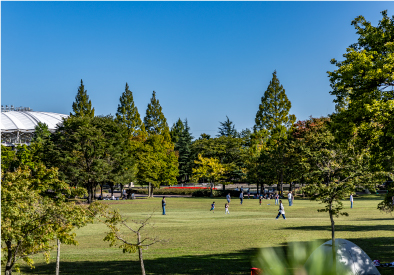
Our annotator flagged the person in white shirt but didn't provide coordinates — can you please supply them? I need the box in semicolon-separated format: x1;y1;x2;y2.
288;191;293;206
276;200;286;219
350;194;354;208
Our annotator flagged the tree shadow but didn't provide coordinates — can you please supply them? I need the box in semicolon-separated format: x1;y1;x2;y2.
18;237;394;275
19;248;258;275
282;224;394;232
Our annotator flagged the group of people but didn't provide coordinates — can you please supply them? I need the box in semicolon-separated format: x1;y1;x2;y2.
162;190;358;219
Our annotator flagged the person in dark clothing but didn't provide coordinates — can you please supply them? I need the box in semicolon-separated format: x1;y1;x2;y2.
162;196;166;215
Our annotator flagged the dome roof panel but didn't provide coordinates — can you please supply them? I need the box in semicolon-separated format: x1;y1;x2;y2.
1;111;69;132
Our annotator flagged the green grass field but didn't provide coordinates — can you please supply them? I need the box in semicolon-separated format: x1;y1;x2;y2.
19;195;394;275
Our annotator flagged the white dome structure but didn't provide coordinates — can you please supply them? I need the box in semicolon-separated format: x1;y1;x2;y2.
1;111;69;146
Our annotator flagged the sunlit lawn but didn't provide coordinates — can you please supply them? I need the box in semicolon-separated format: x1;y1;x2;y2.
19;194;393;275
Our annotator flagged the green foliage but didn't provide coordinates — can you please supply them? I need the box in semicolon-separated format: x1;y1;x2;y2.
1;165;91;274
217;116;237;137
328;10;394;112
177;119;194;183
49;115;136;203
257;127;297;192
115;83;146;137
70;79;95;118
192;154;226;186
143;91;171;142
303;182;352;218
170;118;184;145
191;135;247;183
328;10;394;180
254;71;296;133
134;134;178;190
254;240;346;275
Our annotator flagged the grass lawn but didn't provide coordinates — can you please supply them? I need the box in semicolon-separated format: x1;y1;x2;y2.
18;194;393;275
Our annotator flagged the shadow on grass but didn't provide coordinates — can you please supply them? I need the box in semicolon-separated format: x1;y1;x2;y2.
18;238;394;275
352;194;386;200
19;248;258;275
282;224;394;232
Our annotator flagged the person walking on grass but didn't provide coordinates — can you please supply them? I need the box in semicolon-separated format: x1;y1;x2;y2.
259;194;262;206
226;193;231;204
247;189;250;199
225;203;230;214
239;192;244;205
162;196;166;215
350;194;354;209
276;200;286;220
210;202;215;213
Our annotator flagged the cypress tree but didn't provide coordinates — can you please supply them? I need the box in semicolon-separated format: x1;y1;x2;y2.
254;71;295;132
143;91;171;141
115;83;146;136
177;119;194;183
70;79;95;118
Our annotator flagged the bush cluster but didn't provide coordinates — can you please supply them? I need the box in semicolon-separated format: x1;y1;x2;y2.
129;188;202;195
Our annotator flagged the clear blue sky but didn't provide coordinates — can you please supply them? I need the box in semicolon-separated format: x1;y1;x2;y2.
2;1;393;138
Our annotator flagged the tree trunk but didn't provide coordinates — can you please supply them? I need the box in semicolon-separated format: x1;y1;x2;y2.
280;172;284;196
148;183;151;198
100;184;103;198
261;184;264;195
88;186;93;204
256;183;259;194
56;239;60;275
5;241;14;275
289;182;293;192
138;232;145;275
222;183;226;192
210;182;213;197
329;203;337;273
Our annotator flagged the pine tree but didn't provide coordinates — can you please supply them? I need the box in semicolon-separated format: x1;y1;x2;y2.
115;83;146;136
254;71;295;132
177;119;194;183
170;118;185;146
217;116;238;137
143;91;171;141
70;79;95;118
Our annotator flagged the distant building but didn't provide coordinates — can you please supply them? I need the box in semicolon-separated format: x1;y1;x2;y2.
1;105;68;146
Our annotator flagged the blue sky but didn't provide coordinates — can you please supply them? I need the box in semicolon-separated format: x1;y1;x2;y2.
2;1;393;138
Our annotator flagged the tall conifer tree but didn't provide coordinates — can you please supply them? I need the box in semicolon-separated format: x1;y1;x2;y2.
143;91;171;141
177;119;194;183
217;116;237;137
70;79;95;118
254;71;295;132
115;83;145;136
170;118;185;146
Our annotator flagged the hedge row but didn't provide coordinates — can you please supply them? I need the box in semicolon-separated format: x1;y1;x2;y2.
128;188;246;197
